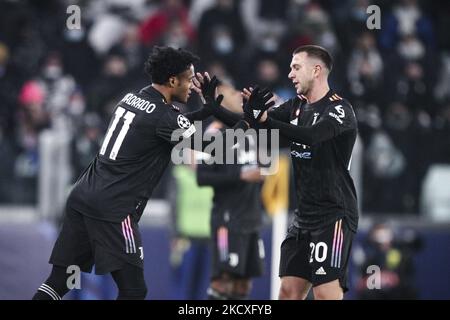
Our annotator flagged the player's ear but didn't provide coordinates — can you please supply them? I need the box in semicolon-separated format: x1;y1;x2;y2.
168;76;177;88
313;65;321;78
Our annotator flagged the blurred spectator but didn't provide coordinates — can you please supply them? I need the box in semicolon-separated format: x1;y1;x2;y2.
110;23;147;81
0;42;18;140
255;58;282;89
61;27;100;89
198;0;247;77
433;0;450;51
241;0;287;51
36;52;85;132
71;113;103;180
397;34;425;61
17;81;49;145
287;1;339;56
347;32;384;105
88;54;130;118
0;0;448;214
0;42;18;202
8;15;46;79
188;0;215;27
434;53;450;103
84;0;152;23
88;3;131;55
354;102;382;145
14;80;49;204
0;125;18;204
337;0;376;49
393;60;429;113
284;1;344;91
384;102;432;212
432;104;450;163
379;0;435;51
363;101;431;213
363;128;406;212
138;0;195;48
254;57;293;101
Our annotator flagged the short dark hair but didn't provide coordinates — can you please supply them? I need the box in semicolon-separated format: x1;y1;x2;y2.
144;46;200;84
293;45;333;72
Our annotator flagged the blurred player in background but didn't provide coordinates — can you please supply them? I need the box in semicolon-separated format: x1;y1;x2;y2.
197;83;266;300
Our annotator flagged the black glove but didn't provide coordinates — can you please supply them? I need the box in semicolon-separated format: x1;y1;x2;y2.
200;75;220;104
243;86;275;126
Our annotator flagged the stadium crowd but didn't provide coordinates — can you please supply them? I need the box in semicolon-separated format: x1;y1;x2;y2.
1;0;450;215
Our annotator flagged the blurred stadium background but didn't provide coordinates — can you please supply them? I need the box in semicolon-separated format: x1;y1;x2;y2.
0;0;450;300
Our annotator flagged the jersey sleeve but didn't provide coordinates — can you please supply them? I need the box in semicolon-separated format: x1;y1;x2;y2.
262;98;296;148
156;108;250;152
267;99;293;122
265;101;356;146
156;109;197;146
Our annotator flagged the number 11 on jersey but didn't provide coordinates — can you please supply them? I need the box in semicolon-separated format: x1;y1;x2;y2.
100;106;136;160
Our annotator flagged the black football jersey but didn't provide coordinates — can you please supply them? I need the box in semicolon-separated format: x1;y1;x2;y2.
267;90;358;232
68;86;199;222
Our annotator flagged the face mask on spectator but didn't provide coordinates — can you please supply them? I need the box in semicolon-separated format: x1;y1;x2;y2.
398;38;425;60
43;65;62;80
260;36;279;53
214;34;233;54
64;29;85;42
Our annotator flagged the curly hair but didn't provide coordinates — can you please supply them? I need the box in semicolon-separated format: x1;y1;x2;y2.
144;46;200;85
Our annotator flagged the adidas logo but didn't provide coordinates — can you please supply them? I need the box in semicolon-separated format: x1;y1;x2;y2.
315;267;327;275
253;110;261;118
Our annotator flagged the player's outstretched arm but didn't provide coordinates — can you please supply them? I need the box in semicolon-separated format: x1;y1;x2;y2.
262;103;355;146
263;117;336;146
156;93;249;154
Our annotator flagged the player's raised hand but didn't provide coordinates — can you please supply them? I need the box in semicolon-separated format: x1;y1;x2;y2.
193;72;208;102
205;76;220;103
192;73;203;99
194;72;218;104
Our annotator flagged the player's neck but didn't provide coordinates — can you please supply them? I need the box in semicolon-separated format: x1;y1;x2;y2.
305;81;330;104
152;84;172;104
